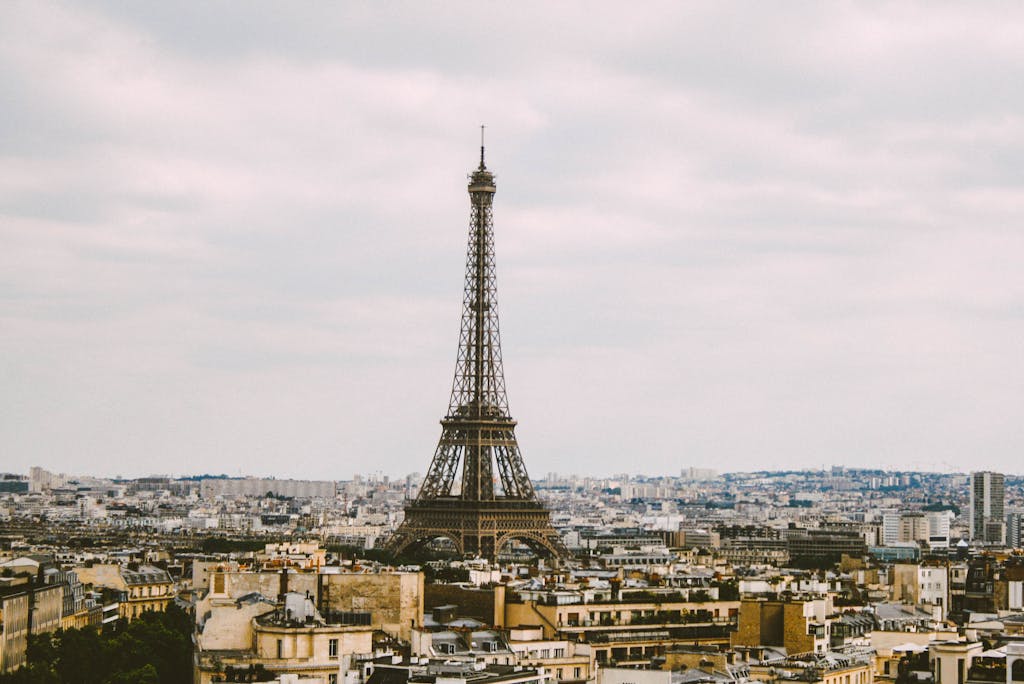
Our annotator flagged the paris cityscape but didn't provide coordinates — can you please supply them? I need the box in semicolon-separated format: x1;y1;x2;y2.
4;3;1024;684
3;151;1024;683
2;463;1024;683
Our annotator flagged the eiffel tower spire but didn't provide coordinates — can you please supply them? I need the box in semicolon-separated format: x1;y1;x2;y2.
386;137;568;561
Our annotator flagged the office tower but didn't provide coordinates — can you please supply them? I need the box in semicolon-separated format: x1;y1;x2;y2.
1008;512;1023;549
970;471;1005;544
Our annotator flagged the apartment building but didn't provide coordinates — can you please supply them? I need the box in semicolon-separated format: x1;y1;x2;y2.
75;563;174;620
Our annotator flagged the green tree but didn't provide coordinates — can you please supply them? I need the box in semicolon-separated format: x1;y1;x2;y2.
106;664;159;684
0;604;193;684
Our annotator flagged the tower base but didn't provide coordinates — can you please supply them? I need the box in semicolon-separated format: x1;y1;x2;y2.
386;498;568;561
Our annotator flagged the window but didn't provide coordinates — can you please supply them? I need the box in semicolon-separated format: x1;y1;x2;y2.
554;648;565;658
330;676;338;684
574;668;582;679
277;639;283;659
329;638;339;657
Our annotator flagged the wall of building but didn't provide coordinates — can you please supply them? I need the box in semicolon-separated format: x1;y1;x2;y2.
508;598;738;641
31;585;63;635
196;598;276;651
598;667;669;684
731;599;827;654
426;584;504;627
733;600;785;648
891;565;919;603
819;664;873;684
320;572;423;641
0;593;29;673
254;623;372;662
782;602;817;655
210;570;318;603
74;564;125;592
931;641;983;684
203;569;423;641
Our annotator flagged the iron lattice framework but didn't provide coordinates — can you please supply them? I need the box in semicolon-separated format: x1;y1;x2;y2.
386;144;569;561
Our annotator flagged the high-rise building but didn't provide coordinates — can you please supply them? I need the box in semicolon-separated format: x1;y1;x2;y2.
925;509;954;549
969;471;1005;544
898;512;928;543
1008;511;1023;549
881;510;900;546
680;467;717;481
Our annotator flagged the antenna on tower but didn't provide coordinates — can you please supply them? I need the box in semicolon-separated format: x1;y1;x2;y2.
480;124;486;168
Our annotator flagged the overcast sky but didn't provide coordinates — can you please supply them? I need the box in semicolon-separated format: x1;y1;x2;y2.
2;2;1023;480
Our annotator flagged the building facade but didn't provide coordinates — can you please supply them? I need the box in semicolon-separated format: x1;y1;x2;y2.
970;472;1005;544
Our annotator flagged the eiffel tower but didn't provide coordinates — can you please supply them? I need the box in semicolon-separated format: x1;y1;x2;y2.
386;136;568;561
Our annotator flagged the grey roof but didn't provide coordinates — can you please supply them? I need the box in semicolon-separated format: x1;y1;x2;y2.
873;602;933;622
122;565;172;586
235;592;273;606
672;669;735;684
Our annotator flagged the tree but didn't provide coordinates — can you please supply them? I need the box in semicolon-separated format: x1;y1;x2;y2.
106;664;159;684
0;603;193;684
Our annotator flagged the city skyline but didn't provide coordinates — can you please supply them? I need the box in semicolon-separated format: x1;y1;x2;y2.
8;463;1023;486
3;3;1024;479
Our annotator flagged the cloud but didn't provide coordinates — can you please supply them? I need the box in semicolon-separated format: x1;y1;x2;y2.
2;1;1023;478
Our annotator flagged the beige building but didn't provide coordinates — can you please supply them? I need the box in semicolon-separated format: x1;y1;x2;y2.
889;563;948;621
898;513;929;544
194;592;373;684
205;568;423;641
0;590;29;673
262;542;329;570
506;598;739;638
804;662;873;684
930;640;983;684
731;596;833;655
76;564;174;620
747;656;874;684
0;582;63;673
598;667;670;684
505;596;737;668
320;571;423;641
870;630;957;680
507;626;592;683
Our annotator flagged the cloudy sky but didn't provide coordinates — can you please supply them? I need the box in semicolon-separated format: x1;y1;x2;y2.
2;2;1023;480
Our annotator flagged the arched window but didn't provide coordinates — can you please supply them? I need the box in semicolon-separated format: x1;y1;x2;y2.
1011;659;1024;682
